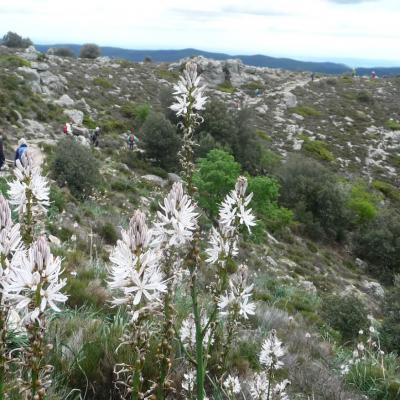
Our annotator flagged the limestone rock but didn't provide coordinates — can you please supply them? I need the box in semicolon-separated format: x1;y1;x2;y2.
54;94;75;107
361;280;384;300
16;67;40;82
64;109;84;125
283;92;297;108
141;174;167;187
167;173;181;183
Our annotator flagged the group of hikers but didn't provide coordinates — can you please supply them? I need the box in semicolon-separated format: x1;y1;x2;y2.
62;122;140;150
0;136;29;171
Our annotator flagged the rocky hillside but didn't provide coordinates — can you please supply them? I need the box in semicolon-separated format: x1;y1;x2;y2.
1;45;400;399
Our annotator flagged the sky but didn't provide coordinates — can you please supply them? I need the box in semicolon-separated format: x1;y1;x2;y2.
1;0;400;66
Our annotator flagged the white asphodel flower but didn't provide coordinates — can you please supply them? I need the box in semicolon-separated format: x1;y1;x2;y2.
206;176;256;266
108;210;166;319
2;236;67;322
218;265;256;320
182;369;196;393
259;329;285;371
180;313;213;349
273;379;290;400
8;150;50;215
170;62;207;118
248;372;269;400
223;374;241;395
154;182;198;248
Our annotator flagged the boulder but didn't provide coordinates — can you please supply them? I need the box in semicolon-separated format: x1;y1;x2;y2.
141;174;167;187
54;94;75;107
255;105;269;114
299;280;317;294
22;45;40;60
31;62;49;71
72;125;89;136
64;109;84;125
21;119;46;135
16;66;40;82
283;92;297;108
76;136;90;146
361;280;384;300
167;173;181;183
40;71;65;93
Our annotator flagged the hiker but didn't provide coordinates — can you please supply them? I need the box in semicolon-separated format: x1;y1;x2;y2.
63;122;72;135
91;126;100;147
352;68;357;78
127;131;139;150
14;138;28;165
311;72;315;82
0;133;5;170
371;71;377;80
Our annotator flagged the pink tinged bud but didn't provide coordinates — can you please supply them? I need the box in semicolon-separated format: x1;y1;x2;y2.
128;210;148;250
235;176;248;197
0;195;11;229
33;236;51;272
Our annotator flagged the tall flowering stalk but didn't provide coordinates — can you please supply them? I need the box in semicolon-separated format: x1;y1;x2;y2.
3;236;67;399
108;210;166;399
153;182;197;399
0;195;22;397
247;329;289;400
8;150;49;245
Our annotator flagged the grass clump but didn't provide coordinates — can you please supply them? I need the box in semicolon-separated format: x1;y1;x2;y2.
93;77;113;89
217;81;236;94
385;119;400;131
0;54;31;68
303;139;335;162
292;105;322;117
372;180;400;203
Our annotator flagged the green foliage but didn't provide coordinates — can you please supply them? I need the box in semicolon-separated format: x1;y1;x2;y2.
279;155;350;241
93;77;113;89
2;31;32;48
83;114;97;129
292;105;322;117
385;119;400;131
194;149;241;217
217;81;236;93
0;177;8;197
303;139;334;162
141;112;180;170
51;47;76;57
357;90;374;104
241;81;264;91
132;103;150;125
51;138;101;199
156;68;179;82
79;43;101;59
321;294;368;342
0;54;31;68
99;117;128;133
381;283;400;353
354;208;400;277
348;181;379;224
373;180;400;202
97;222;118;244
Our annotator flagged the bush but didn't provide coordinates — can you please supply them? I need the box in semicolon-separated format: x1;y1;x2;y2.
2;31;32;48
51;138;101;199
385;119;400;131
80;43;101;59
141;112;180;170
193;149;241;217
348;181;379;224
357;90;374;104
381;283;400;353
97;222;118;245
278;155;350;241
292;105;322;117
50;47;76;58
303;139;334;162
354;208;400;277
321;294;369;342
93;77;113;89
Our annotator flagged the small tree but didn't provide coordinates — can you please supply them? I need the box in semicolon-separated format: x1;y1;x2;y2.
80;43;101;59
52;138;101;199
2;31;32;48
193;149;241;217
142;112;180;170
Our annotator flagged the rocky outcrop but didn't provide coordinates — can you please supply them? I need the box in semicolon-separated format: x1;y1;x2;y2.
64;109;84;125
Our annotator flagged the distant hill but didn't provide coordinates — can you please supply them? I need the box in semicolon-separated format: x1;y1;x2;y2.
35;44;400;76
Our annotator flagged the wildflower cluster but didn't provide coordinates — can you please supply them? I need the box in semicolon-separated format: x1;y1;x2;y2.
247;330;290;400
340;324;385;377
0;146;67;399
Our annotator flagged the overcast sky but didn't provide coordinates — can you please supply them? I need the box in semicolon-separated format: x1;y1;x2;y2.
1;0;399;65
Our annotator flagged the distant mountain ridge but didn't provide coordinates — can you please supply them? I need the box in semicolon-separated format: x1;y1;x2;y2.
35;44;400;76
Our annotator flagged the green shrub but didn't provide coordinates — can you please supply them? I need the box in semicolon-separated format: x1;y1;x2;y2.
217;81;236;93
133;103;150;125
51;138;101;199
292;105;322;117
2;31;32;48
0;54;31;68
321;294;368;342
385;120;400;131
93;77;113;89
303;139;334;162
141;112;180;170
348;182;379;224
97;222;118;244
83;114;97;129
373;180;400;202
193;149;241;217
278;155;350;241
354;208;400;277
50;47;76;57
156;68;179;82
80;43;101;59
357;90;374;104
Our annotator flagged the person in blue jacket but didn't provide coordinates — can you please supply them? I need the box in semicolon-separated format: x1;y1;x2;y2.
14;138;28;165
